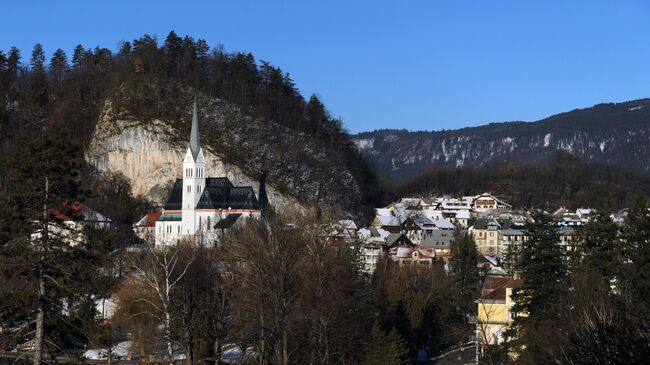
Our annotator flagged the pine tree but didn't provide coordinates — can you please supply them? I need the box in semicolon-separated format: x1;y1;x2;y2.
575;210;620;280
72;44;87;69
48;48;69;82
362;323;410;365
449;229;480;312
619;199;650;324
30;43;46;75
6;47;20;81
0;137;113;365
511;212;567;329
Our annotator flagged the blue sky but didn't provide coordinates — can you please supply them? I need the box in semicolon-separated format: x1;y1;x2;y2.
2;0;650;133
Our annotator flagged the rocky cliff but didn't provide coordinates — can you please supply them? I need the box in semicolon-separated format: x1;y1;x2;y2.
354;99;650;182
86;82;365;214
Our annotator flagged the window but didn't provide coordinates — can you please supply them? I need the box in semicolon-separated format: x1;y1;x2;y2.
177;226;180;233
207;216;211;230
187;185;191;193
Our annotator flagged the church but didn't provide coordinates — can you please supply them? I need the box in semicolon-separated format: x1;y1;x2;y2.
155;100;263;246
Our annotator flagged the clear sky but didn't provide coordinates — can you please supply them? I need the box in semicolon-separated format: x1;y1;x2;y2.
3;0;650;133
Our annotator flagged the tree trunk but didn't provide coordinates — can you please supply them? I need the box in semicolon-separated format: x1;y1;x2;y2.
165;304;174;365
183;296;194;365
281;328;288;365
212;339;221;365
33;177;48;365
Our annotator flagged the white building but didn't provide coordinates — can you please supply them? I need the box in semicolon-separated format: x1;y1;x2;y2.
155;101;263;246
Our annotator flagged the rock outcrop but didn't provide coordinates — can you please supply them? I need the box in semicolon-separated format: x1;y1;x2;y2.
86;100;302;212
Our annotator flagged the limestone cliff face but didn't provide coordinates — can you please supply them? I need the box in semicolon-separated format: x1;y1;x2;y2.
86;100;302;211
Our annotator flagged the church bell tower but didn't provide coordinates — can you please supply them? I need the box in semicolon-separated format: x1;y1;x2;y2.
181;98;206;236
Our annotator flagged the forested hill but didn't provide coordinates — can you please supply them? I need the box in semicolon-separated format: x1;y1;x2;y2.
354;99;650;182
0;32;382;218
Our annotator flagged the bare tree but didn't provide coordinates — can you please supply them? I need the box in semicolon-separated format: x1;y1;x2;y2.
223;221;303;365
129;239;197;364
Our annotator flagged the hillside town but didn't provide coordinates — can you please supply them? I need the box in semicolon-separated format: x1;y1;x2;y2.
4;101;640;364
2;14;650;364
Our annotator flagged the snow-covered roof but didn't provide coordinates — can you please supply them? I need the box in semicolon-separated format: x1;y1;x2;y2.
454;210;471;219
421;210;444;220
439;199;472;210
375;208;392;216
431;219;456;230
359;227;390;242
393;247;436;259
338;219;357;230
375;215;400;227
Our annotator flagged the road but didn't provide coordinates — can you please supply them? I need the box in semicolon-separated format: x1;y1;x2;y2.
421;344;476;365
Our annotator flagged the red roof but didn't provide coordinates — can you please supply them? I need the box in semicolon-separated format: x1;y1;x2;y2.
48;202;84;222
480;276;523;301
137;212;162;227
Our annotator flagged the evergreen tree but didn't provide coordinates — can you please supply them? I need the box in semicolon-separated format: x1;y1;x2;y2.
306;94;328;135
362;323;410;365
511;212;567;330
0;137;113;365
71;44;88;69
575;210;620;279
48;48;69;81
163;30;182;77
619;199;650;323
30;43;46;75
449;229;480;312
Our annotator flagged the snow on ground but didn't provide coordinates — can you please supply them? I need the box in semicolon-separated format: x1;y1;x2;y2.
222;344;256;364
83;341;132;360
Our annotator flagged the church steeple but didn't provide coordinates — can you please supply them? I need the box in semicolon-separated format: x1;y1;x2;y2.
189;96;200;160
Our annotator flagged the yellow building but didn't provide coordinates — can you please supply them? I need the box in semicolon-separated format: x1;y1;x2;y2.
470;219;502;255
475;275;523;356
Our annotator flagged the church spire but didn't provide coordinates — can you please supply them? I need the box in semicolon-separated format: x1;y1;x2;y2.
190;96;200;160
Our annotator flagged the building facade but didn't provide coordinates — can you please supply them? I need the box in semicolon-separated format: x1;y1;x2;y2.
155;101;262;246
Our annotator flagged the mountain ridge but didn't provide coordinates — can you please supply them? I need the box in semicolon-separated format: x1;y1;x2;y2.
353;98;650;182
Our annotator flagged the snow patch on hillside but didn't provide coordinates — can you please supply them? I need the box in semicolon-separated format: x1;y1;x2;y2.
544;133;552;147
354;138;374;150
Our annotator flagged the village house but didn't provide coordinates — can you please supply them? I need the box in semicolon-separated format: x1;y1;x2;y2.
475;275;523;357
470;193;512;213
358;229;415;273
470;218;502;256
370;212;401;233
419;229;454;260
31;203;112;247
388;246;436;268
134;212;161;240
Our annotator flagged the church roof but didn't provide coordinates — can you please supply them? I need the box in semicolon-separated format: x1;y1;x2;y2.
189;98;201;160
163;177;260;211
214;213;242;229
163;179;184;210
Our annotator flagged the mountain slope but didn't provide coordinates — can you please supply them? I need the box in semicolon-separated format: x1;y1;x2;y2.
354;99;650;182
0;33;382;219
85;79;369;214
